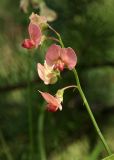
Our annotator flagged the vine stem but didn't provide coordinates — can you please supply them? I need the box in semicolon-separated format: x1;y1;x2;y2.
72;68;112;155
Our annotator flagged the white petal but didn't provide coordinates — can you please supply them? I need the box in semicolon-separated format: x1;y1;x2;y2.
58;104;62;111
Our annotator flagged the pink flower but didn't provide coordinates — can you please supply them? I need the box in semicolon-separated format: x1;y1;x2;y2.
29;12;47;28
45;44;77;71
22;23;42;49
39;91;62;112
37;61;59;85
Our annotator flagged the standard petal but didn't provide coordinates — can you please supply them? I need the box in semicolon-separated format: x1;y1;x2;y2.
61;47;77;70
39;91;59;106
28;23;42;47
45;44;61;66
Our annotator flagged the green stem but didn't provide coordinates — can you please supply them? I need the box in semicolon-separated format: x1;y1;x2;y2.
48;25;64;48
72;68;111;156
57;33;64;48
62;85;77;91
46;36;60;43
38;105;46;160
27;53;34;160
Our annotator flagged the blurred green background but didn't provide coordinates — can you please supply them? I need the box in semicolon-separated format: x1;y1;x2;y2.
0;0;114;159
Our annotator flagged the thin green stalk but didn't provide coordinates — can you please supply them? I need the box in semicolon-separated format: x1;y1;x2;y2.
61;85;77;91
46;36;60;43
27;53;34;160
0;131;13;160
48;25;64;48
57;33;64;48
38;104;46;160
72;68;111;156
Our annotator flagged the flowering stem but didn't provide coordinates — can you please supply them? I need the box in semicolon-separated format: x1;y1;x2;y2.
72;68;112;156
48;25;111;155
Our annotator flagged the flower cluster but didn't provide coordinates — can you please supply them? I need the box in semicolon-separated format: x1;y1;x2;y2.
22;13;77;112
37;44;77;85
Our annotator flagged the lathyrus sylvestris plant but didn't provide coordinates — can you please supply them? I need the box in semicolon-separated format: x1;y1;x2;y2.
22;12;114;160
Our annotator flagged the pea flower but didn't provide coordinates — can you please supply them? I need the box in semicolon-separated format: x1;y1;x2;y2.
39;91;62;112
37;61;59;85
29;12;47;29
22;22;42;49
45;44;77;71
39;85;77;112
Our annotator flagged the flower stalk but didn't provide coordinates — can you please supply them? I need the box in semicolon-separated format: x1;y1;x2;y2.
48;25;64;48
61;85;77;91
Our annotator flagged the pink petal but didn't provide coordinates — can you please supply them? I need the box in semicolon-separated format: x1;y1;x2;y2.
45;44;61;66
22;39;35;49
28;23;42;47
47;103;58;112
39;91;59;107
37;63;45;82
60;47;77;70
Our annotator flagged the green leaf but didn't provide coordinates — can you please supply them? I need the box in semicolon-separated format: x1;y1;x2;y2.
102;154;114;160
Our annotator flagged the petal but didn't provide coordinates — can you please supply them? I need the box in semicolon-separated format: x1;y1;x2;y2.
39;91;60;107
37;63;46;81
22;39;35;49
58;104;62;111
46;103;58;112
37;62;58;85
40;2;57;22
29;12;47;25
28;23;42;47
45;44;61;66
29;12;39;24
60;47;77;70
39;15;47;24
